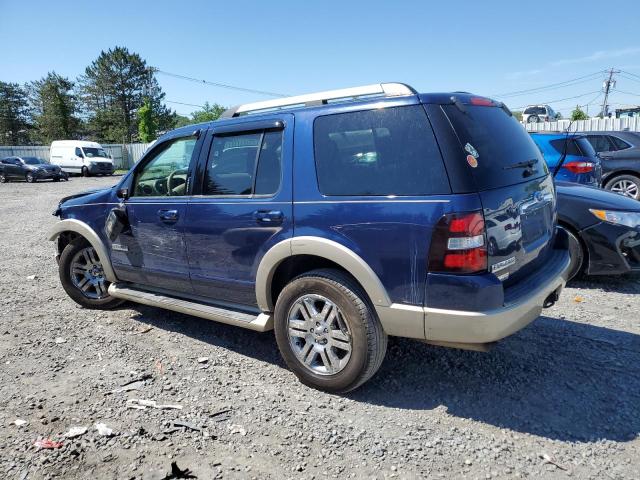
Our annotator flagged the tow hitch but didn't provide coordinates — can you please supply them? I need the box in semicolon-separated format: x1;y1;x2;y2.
543;288;561;308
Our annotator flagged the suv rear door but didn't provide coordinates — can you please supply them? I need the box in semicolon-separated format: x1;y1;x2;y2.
426;98;556;284
184;116;294;307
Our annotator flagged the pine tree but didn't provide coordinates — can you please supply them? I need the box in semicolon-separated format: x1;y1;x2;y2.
0;81;31;145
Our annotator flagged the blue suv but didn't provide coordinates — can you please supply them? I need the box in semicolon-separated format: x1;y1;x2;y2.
49;83;570;392
530;132;602;186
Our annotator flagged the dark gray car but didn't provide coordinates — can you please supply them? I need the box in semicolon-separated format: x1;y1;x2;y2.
581;131;640;200
0;156;68;183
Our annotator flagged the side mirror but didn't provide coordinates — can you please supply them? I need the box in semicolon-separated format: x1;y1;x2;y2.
116;188;129;200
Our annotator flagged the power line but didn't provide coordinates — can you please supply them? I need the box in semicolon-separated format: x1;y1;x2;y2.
512;90;602;110
165;100;206;108
491;71;606;98
153;68;288;98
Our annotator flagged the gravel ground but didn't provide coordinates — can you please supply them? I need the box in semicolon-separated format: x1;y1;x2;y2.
1;177;639;480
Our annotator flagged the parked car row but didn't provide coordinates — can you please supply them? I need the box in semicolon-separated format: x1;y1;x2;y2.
528;131;640;280
1;140;117;184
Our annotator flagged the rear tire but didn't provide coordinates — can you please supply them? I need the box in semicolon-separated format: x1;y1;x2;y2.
58;238;125;310
604;174;640;200
0;173;6;183
274;268;387;393
528;115;540;123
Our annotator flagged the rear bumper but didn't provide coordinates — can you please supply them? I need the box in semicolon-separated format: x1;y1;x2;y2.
376;231;571;344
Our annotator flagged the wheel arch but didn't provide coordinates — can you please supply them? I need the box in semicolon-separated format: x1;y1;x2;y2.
256;236;391;312
48;219;117;283
603;170;640;184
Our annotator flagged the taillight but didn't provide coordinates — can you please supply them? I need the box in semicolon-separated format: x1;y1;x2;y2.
563;161;594;174
428;211;488;274
469;97;494;106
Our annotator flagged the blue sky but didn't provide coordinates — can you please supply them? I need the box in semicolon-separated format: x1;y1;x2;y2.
2;0;640;117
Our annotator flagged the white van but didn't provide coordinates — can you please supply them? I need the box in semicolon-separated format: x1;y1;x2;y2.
50;140;115;176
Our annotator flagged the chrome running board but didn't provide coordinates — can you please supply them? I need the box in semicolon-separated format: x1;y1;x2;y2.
108;283;273;332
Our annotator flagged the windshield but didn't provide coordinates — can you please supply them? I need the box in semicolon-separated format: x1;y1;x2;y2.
443;104;548;189
24;157;45;165
82;147;109;158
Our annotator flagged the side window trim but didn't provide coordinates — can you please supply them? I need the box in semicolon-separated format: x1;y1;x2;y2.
199;126;284;198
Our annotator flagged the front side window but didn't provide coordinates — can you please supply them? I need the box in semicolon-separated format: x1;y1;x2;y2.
75;147;83;157
133;137;196;197
313;106;449;196
203;130;283;196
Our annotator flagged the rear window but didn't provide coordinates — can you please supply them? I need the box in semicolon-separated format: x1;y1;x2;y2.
524;106;546;115
313;105;450;196
442;105;548;189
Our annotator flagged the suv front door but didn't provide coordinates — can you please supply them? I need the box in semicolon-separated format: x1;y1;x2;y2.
184;117;294;307
110;133;204;293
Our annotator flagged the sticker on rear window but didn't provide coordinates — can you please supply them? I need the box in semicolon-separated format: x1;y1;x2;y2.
466;155;478;168
464;142;479;158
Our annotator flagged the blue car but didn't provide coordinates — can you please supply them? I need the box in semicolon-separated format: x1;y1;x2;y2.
530;132;602;187
49;83;570;392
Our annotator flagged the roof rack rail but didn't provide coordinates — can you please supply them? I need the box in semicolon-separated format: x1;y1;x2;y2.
220;82;417;118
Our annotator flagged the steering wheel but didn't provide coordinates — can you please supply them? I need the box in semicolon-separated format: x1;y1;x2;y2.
166;168;188;196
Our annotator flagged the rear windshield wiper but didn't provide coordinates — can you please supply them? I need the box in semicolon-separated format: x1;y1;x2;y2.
503;159;538;170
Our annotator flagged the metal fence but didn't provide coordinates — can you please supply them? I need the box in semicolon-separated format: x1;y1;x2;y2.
0;143;152;169
525;116;640;132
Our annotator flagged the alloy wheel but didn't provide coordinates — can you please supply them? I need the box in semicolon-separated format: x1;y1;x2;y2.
610;179;639;199
287;294;352;376
70;246;108;299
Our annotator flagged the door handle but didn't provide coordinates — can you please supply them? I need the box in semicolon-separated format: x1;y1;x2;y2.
158;209;179;223
254;210;284;224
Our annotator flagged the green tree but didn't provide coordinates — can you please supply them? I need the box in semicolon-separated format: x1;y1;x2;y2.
570;105;589;121
137;98;156;142
191;102;225;123
28;72;81;144
0;81;31;144
173;114;192;128
78;46;174;142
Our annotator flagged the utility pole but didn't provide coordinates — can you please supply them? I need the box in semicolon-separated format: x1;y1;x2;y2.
601;68;619;118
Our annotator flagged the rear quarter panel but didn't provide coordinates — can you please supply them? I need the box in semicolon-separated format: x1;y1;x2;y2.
291;104;482;306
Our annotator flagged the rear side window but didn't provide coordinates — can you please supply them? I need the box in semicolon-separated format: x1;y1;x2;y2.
313;106;450;196
550;138;582;156
524;106;546;115
443;105;548;189
610;136;631;150
203;130;282;196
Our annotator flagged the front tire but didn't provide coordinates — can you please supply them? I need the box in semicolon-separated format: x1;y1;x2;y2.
82;166;90;177
58;239;124;310
605;174;640;200
560;226;585;281
25;173;35;183
274;269;387;393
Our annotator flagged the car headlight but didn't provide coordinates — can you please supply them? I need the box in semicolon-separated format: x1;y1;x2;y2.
590;209;640;228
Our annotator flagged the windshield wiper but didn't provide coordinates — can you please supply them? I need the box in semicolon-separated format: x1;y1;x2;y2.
503;159;538;170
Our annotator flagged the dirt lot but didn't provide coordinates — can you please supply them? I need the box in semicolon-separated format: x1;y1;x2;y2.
1;177;639;480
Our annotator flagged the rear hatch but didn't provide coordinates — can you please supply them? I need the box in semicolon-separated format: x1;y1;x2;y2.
427;96;557;284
